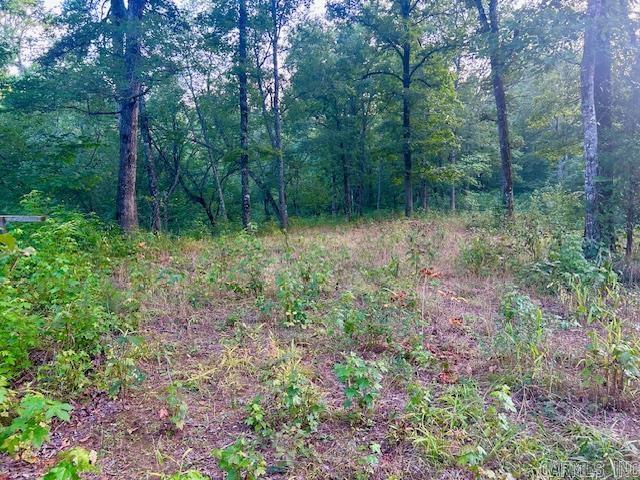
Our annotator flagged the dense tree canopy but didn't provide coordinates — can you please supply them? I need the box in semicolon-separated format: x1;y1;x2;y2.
0;0;638;252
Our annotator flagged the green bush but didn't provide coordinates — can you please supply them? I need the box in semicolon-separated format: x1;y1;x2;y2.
459;237;504;276
0;204;135;384
43;447;98;480
529;233;606;291
212;438;266;480
38;350;92;396
493;291;547;373
334;353;386;412
0;392;72;456
276;272;312;327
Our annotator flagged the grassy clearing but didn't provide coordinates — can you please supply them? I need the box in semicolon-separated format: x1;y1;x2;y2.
2;210;640;479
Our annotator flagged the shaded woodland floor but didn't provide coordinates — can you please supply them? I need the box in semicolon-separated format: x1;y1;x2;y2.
4;216;640;479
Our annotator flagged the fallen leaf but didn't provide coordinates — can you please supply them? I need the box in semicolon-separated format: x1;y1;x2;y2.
437;371;458;384
448;316;463;328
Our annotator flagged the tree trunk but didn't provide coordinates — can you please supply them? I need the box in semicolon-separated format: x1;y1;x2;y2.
627;201;635;258
239;0;251;228
623;0;640;258
401;0;413;217
449;150;457;211
376;159;382;210
422;181;429;211
271;0;288;229
139;97;161;232
594;0;614;250
357;105;368;216
331;170;338;216
488;0;513;218
341;148;351;220
192;95;227;222
581;0;602;258
113;0;145;232
474;0;514;218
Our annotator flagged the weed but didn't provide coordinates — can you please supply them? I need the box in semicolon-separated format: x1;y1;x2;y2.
269;360;324;433
493;291;547;375
334;353;386;412
99;335;146;399
0;393;72;457
165;472;210;480
249;351;324;437
276;272;312;327
38;349;92;397
459;237;504;276
43;447;98;480
212;437;266;480
245;396;270;436
581;319;640;403
165;382;188;430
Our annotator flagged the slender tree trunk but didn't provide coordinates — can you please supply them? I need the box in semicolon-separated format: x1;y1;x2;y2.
449;150;457;211
376;159;383;210
422;181;429;211
581;0;602;258
271;0;288;229
239;0;251;228
341;148;351;220
248;169;280;219
357;105;368;215
113;0;145;232
401;0;413;217
627;201;635;258
139;97;161;232
623;0;640;258
192;96;227;221
594;0;614;250
331;170;338;216
475;0;514;218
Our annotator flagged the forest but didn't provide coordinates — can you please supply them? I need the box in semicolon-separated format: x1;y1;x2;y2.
1;0;640;478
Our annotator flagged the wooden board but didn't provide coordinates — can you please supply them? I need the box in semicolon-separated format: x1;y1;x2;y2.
0;215;47;233
0;215;47;223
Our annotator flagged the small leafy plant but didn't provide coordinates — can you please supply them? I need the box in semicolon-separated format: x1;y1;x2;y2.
43;447;98;480
0;393;72;456
99;335;146;399
459;237;503;276
334;353;386;412
212;437;266;480
493;291;547;373
165;382;188;430
38;349;92;396
276;273;312;327
581;319;640;403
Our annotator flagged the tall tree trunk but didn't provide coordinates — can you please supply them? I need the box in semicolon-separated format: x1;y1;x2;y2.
239;0;251;228
341;148;351;220
139;97;161;232
594;0;614;250
271;0;288;229
376;158;383;210
331;170;338;216
422;181;429;211
449;150;457;211
581;0;602;258
623;0;640;258
114;0;145;232
475;0;514;218
401;0;413;217
357;104;368;216
627;199;635;258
